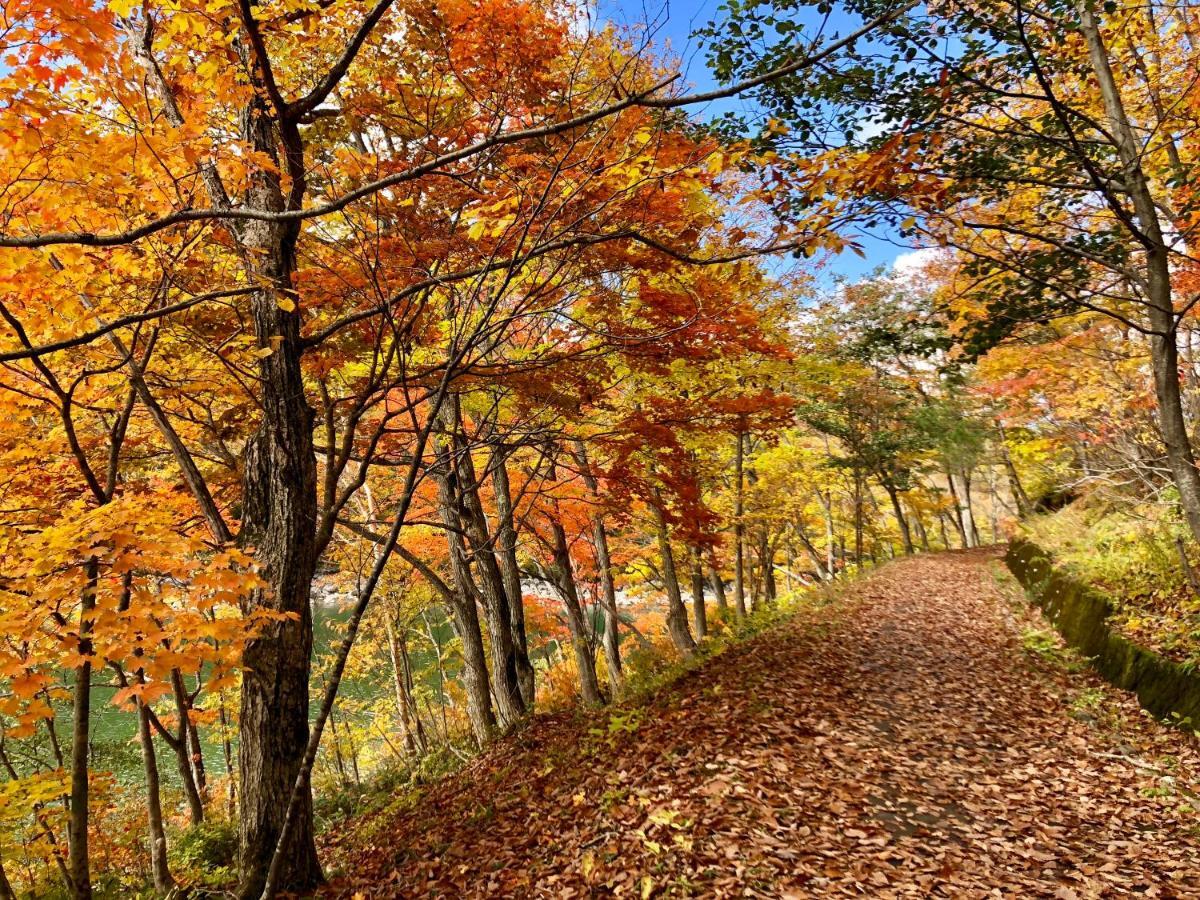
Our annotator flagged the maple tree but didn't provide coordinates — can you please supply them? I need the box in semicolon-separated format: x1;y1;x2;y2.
5;0;1200;896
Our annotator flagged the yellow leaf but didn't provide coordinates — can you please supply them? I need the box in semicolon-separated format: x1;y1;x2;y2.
276;297;296;312
641;875;655;899
254;346;275;359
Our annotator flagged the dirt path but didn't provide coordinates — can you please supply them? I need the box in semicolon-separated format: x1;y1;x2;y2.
326;550;1200;898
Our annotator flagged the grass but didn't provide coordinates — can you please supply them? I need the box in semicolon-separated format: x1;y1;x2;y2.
1023;497;1200;667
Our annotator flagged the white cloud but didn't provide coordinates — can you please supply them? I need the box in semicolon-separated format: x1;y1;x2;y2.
891;247;943;279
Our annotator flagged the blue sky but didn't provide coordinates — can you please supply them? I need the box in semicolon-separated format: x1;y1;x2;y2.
595;0;918;283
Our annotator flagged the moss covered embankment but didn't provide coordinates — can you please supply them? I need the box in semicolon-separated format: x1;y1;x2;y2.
1006;539;1200;729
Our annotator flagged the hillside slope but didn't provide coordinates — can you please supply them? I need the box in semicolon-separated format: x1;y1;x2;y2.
324;550;1200;898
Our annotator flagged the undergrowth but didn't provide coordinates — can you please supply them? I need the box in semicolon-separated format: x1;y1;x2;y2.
316;575;853;876
1024;497;1200;667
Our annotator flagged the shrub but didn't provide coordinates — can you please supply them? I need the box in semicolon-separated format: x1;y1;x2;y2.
171;818;238;889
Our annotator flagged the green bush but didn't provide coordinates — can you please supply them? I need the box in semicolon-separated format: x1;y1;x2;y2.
170;818;238;888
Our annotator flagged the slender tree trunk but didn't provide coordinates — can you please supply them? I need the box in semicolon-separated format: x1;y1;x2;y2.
386;612;422;756
591;517;623;692
490;448;535;707
460;504;526;730
881;478;914;554
448;597;497;746
424;610;452;741
707;555;728;611
399;630;428;752
434;439;498;745
732;430;748;620
817;490;836;576
757;529;777;604
945;472;970;548
986;468;1000;543
913;509;930;552
218;689;237;814
651;495;696;655
444;409;525;728
171;669;205;826
328;709;348;785
549;520;604;705
853;470;865;564
689;546;708;639
960;471;980;546
997;424;1031;515
794;520;831;580
136;697;174;896
67;562;97;900
571;442;623;691
187;711;208;807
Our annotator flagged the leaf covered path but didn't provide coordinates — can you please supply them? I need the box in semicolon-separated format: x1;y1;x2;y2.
327;550;1200;897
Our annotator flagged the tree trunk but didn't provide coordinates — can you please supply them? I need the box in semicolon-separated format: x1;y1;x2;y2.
732;430;748;620
945;472;970;548
490;448;535;706
67;563;97;900
234;78;322;899
171;669;205;826
651;495;697;655
186;707;208;808
913;509;930;552
954;471;979;547
853;470;865;564
997;424;1031;515
423;610;452;741
399;628;428;752
689;546;708;639
448;597;497;746
218;689;237;814
549;520;604;705
571;441;623;691
136;697;174;895
386;612;425;756
707;557;728;611
794;520;831;580
444;408;524;728
447;421;524;725
434;439;498;745
817;490;836;576
591;517;623;692
761;533;777;604
1078;0;1200;546
881;478;914;554
0;857;14;900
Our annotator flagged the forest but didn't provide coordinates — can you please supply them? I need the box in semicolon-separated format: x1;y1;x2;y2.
1;0;1200;896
